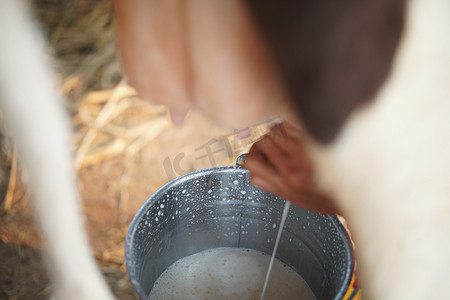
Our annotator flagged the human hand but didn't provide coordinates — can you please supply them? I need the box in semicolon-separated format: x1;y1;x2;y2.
112;0;295;128
245;122;340;215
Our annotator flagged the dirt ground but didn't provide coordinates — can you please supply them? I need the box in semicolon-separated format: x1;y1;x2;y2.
0;1;278;298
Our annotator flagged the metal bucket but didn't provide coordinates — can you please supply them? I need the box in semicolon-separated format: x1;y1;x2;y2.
125;165;354;300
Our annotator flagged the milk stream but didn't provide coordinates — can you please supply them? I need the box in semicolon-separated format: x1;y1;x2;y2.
260;201;291;300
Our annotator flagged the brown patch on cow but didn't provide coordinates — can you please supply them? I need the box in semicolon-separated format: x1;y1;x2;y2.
246;0;406;143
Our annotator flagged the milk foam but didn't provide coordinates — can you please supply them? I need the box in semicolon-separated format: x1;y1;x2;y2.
149;247;315;300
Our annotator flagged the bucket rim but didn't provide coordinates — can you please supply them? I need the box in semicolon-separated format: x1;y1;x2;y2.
124;165;355;300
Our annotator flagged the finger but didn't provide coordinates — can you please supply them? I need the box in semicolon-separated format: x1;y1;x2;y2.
256;135;291;173
247;144;338;214
268;123;305;157
245;145;277;175
258;135;313;182
249;132;313;192
267;124;313;171
249;164;314;208
247;137;271;164
244;153;288;195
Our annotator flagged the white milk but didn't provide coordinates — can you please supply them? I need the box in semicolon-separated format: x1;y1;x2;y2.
148;247;315;300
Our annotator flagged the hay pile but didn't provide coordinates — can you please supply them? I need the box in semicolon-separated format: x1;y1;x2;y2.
31;0;173;173
1;0;139;211
33;0;121;100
